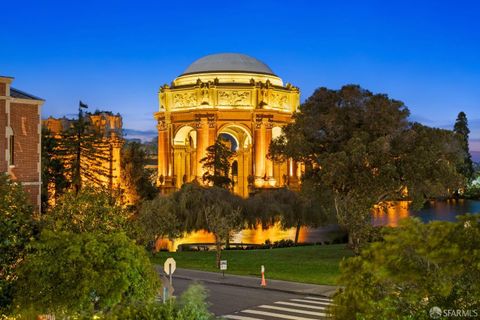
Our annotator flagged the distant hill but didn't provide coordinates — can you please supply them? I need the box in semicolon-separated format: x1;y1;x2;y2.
123;129;157;142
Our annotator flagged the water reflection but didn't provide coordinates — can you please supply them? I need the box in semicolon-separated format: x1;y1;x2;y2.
161;222;342;251
372;199;480;227
159;199;480;251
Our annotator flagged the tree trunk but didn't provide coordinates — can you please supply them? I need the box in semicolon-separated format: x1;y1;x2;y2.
348;231;361;255
294;222;301;245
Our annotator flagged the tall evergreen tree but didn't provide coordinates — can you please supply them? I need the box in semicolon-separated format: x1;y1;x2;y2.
121;141;157;206
41;128;68;212
200;138;235;189
55;102;115;194
454;111;474;182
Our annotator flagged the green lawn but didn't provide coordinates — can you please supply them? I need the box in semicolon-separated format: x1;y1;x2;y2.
151;244;353;285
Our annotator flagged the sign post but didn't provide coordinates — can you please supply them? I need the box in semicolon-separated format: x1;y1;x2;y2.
220;260;227;277
163;258;176;301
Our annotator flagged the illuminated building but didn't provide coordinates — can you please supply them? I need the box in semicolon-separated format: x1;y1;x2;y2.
43;112;124;196
0;76;44;211
155;53;301;196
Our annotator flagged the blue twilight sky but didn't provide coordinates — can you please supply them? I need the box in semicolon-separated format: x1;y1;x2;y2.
1;0;479;153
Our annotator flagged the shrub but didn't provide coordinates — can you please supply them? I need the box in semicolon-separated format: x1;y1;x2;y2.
332;215;480;320
13;231;160;317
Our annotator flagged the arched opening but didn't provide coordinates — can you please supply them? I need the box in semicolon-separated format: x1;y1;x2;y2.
217;124;253;197
173;125;197;188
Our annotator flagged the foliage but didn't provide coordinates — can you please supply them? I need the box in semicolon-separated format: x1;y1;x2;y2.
332;215;480;320
121;141;157;207
270;85;465;253
41;127;68;212
203;203;243;267
453;111;475;182
200;137;235;189
137;195;183;244
0;174;36;313
13;231;160;317
43;186;130;234
103;284;213;320
172;183;245;233
246;188;331;244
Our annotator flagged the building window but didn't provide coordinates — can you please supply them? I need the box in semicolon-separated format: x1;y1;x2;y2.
9;135;14;166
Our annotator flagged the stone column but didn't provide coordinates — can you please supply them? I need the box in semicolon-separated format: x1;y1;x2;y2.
254;118;270;187
196;117;209;181
265;122;274;181
157;120;171;185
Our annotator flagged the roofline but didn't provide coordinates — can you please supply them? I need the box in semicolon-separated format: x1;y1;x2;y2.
10;87;45;101
178;70;278;77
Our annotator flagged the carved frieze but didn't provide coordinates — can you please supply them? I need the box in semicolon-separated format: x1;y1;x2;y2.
218;90;251;106
173;92;197;108
270;92;289;109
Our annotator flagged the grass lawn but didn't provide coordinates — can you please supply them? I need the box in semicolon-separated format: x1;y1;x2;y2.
151;244;353;285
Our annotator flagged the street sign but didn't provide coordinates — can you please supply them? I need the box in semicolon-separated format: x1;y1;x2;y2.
220;260;227;271
164;257;176;275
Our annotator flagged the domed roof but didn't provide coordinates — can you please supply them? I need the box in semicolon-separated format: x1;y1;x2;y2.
182;53;276;76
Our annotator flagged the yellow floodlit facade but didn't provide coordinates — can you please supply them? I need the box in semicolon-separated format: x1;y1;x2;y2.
155;53;302;196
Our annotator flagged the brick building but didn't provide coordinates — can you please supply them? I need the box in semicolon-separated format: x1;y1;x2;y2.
0;76;44;211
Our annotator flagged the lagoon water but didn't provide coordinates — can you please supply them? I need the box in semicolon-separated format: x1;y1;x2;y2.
165;199;480;250
372;199;480;227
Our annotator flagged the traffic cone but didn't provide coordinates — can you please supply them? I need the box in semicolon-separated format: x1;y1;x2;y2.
261;271;267;287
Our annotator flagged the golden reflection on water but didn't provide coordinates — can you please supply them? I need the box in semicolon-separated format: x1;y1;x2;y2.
159;222;307;251
372;201;410;227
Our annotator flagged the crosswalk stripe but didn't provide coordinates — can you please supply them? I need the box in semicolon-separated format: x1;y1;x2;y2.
242;309;319;320
291;299;332;306
259;305;327;317
275;301;328;310
305;297;332;302
223;315;264;320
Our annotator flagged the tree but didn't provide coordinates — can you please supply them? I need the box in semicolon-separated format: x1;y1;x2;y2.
200;137;235;189
270;85;464;253
41;127;68;211
121;141;157;207
332;215;480;320
43;186;130;234
203;203;243;267
137;195;183;248
246;188;330;245
55;103;117;194
13;231;160;317
453;111;475;182
0;174;37;313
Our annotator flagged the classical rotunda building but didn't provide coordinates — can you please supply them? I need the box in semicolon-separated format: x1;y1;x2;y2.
155;53;301;197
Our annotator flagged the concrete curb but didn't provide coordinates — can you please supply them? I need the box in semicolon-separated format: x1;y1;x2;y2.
154;265;340;298
174;274;339;297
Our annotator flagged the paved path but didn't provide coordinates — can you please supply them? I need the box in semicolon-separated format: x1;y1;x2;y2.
159;267;339;297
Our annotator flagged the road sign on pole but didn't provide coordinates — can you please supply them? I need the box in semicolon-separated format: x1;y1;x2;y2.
164;257;176;275
164;257;176;288
220;260;227;277
220;260;227;271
